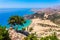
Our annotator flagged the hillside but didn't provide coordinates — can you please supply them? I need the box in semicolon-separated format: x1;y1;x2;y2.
25;7;60;25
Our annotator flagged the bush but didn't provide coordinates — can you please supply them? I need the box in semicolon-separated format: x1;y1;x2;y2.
0;25;11;40
29;27;33;32
40;32;59;40
24;33;38;40
22;28;26;31
24;32;59;40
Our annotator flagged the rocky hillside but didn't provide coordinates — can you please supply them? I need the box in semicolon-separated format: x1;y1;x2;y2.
24;7;60;26
24;7;60;19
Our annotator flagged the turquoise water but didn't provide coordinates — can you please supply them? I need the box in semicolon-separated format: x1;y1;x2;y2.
17;20;32;30
0;8;33;30
6;19;32;30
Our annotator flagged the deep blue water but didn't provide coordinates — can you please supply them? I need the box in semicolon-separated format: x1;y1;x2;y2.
0;8;33;30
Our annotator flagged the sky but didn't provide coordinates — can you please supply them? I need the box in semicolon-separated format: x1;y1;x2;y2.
0;0;60;8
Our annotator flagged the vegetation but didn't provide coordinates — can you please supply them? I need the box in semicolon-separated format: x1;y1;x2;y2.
22;28;26;31
24;33;38;40
48;13;60;26
40;32;59;40
0;25;11;40
24;32;59;40
29;27;33;32
38;23;57;27
8;16;26;29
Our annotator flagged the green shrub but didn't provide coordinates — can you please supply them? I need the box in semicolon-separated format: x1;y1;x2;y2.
29;27;33;32
40;32;59;40
24;33;38;40
24;32;59;40
0;25;11;40
22;28;26;31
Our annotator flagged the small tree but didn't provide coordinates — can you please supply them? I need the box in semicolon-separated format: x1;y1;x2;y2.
22;28;26;31
8;16;26;30
0;25;11;40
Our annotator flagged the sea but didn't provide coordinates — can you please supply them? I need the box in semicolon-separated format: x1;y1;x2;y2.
0;8;34;30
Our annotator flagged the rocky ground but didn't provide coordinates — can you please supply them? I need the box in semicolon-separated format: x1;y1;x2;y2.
8;27;26;40
8;18;60;40
27;18;60;39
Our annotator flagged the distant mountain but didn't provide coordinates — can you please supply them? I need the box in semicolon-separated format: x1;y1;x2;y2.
25;6;60;19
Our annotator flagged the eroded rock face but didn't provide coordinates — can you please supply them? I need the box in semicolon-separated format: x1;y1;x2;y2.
8;27;26;40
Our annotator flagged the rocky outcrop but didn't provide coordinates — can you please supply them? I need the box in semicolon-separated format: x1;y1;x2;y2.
8;27;26;40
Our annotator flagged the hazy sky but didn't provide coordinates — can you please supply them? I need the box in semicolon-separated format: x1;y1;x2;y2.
0;0;60;8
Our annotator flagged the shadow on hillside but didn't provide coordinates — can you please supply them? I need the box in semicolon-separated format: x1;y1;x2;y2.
37;23;59;28
16;30;29;36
